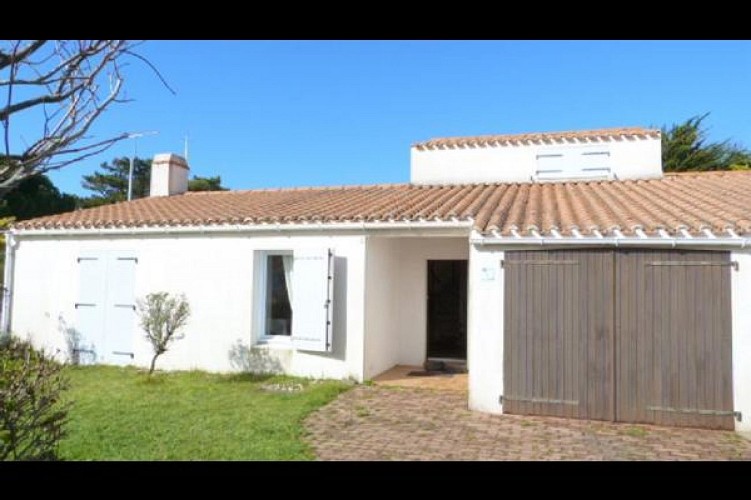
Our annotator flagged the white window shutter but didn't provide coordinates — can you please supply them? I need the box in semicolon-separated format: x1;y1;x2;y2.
105;253;137;365
291;248;334;352
75;252;107;364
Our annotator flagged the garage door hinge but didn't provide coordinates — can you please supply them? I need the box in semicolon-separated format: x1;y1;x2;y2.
499;395;503;405
736;411;742;422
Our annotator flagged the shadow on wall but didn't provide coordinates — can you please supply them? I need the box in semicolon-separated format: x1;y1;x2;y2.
328;256;348;361
228;340;284;374
58;315;95;365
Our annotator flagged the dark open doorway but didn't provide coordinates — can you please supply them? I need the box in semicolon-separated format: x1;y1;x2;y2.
427;260;468;360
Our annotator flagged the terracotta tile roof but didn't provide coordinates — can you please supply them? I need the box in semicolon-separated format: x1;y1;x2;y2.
12;171;751;237
413;127;660;150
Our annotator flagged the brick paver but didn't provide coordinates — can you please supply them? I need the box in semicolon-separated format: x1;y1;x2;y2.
304;386;751;461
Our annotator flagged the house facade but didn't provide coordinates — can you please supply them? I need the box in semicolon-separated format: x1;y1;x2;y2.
4;128;751;432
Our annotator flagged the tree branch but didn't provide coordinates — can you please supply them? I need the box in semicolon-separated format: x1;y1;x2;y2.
0;40;47;71
0;40;165;194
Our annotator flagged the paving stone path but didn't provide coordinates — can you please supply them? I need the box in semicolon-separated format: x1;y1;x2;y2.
304;385;751;461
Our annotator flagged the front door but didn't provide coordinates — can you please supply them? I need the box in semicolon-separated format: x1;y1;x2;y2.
427;260;468;360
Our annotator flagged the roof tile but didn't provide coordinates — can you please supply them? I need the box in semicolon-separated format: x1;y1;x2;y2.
12;171;751;237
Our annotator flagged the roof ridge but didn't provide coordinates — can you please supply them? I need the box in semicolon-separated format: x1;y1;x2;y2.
413;126;660;149
171;171;751;198
184;182;412;195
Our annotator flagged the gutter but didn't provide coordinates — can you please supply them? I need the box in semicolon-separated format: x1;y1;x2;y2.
470;231;751;250
1;231;17;334
8;219;475;238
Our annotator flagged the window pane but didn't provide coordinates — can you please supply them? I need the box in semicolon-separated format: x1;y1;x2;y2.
265;255;292;336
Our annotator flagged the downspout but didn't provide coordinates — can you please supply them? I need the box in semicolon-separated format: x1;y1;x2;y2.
1;230;16;335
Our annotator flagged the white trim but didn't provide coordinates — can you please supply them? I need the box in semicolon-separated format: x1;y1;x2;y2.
470;231;751;249
10;220;473;238
253;250;294;345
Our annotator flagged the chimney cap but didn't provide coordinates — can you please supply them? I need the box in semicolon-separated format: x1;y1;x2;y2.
152;153;188;170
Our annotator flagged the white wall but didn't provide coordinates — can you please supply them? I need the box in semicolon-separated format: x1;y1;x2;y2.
410;137;662;184
732;251;751;432
466;244;504;414
363;236;469;379
10;233;366;381
363;237;400;378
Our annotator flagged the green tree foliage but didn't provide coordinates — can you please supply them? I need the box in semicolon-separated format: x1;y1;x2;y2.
0;337;70;461
188;175;228;192
81;157;151;206
0;175;76;221
662;113;751;172
136;292;191;375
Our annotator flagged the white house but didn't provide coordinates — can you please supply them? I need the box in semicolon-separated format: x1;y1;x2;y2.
4;127;751;432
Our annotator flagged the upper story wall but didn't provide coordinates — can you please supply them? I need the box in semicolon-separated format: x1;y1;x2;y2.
410;127;663;185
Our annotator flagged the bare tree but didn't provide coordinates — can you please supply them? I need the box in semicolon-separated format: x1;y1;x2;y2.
0;40;172;197
136;292;191;375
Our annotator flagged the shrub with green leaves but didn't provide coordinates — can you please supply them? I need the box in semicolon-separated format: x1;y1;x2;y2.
136;292;191;375
0;337;69;460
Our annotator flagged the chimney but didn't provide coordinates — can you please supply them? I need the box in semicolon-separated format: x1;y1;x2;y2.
150;153;189;197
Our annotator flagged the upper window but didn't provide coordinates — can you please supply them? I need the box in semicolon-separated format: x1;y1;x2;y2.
535;147;611;181
263;253;293;337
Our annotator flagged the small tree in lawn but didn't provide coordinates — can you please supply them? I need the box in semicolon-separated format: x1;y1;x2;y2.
136;292;190;375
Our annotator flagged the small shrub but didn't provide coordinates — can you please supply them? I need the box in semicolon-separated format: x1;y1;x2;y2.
0;337;70;461
136;292;191;375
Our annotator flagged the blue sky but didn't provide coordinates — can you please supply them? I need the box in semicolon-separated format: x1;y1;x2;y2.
40;40;751;196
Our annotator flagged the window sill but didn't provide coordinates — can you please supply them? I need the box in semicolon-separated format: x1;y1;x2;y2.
255;336;293;349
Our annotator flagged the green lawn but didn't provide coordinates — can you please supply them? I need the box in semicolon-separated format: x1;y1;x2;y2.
60;366;350;460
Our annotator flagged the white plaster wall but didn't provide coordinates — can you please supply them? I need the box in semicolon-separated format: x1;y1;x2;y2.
466;244;504;414
10;233;366;381
362;236;469;379
732;251;751;432
149;163;171;197
150;160;188;197
410;137;662;184
363;237;400;378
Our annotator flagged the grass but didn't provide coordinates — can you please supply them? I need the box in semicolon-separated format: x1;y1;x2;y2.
60;366;350;460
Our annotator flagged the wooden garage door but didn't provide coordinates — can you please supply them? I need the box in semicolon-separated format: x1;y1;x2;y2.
616;250;734;430
503;250;615;421
503;249;734;430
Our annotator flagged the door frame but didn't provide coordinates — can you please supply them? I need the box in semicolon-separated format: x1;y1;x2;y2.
425;259;468;362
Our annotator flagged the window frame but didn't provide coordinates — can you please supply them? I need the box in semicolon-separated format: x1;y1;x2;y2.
253;250;294;346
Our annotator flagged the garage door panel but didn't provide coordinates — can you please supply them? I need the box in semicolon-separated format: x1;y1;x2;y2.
503;250;613;421
616;250;734;430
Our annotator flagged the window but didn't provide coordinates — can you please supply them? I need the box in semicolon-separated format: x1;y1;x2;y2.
254;248;335;352
262;253;294;337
